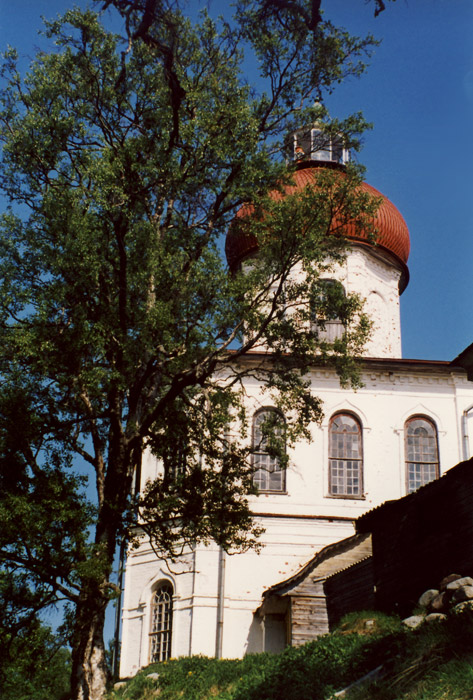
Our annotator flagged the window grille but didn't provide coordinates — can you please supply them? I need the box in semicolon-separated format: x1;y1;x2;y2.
149;583;173;663
405;417;439;493
288;128;349;164
252;409;286;492
311;279;345;342
329;413;363;497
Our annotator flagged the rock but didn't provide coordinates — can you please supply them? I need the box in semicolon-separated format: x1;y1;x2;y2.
364;619;375;628
147;673;160;680
446;576;473;592
452;601;473;614
430;591;449;612
452;585;473;604
439;574;463;591
114;681;127;689
425;613;447;623
418;589;439;609
402;615;425;629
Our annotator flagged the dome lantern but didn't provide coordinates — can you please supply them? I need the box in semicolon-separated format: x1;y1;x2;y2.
286;127;350;166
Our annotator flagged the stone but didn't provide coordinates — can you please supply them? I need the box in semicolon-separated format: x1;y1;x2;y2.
425;613;447;623
402;615;425;629
439;574;463;591
446;576;473;592
452;601;473;615
452;585;473;604
430;591;448;612
114;681;127;690
418;589;439;609
147;673;160;680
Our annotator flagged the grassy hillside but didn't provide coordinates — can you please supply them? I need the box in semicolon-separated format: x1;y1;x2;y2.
108;610;473;700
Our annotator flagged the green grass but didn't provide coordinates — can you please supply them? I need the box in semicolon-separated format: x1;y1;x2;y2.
108;609;473;700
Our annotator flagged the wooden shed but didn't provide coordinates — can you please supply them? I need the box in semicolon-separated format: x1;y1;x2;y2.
356;457;473;616
256;532;372;650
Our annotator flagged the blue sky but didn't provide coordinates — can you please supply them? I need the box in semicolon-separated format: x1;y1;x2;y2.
1;0;472;361
324;0;473;361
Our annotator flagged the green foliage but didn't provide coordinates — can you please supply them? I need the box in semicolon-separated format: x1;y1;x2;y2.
0;1;383;696
108;623;398;700
335;609;403;636
107;610;473;700
342;608;473;700
0;620;71;700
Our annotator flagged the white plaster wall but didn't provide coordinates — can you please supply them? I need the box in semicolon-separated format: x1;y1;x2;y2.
120;362;473;677
241;245;402;359
324;247;402;358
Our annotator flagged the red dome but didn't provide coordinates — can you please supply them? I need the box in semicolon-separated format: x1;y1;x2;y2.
225;164;410;282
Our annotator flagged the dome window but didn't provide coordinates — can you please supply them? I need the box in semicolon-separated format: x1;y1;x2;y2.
288;128;349;165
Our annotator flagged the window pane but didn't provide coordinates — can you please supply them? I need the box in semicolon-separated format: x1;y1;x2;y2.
149;583;173;663
405;417;439;493
311;129;331;161
253;410;286;492
296;130;311;159
329;414;362;497
311;279;345;342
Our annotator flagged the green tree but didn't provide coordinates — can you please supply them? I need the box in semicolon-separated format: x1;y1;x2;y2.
0;577;71;700
0;1;383;698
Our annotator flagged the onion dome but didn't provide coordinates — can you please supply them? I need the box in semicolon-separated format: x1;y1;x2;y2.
226;128;410;292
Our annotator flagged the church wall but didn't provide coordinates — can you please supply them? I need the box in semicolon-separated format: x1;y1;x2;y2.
345;248;403;358
307;246;403;358
120;363;473;676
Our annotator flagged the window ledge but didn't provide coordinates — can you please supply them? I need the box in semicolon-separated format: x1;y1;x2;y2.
326;494;366;500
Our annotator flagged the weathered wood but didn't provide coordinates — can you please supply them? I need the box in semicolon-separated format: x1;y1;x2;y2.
356;458;473;616
325;557;375;627
259;533;373;647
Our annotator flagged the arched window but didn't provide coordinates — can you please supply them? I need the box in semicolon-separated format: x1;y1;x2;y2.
405;416;439;493
252;409;286;492
311;279;346;343
149;582;173;663
329;413;363;497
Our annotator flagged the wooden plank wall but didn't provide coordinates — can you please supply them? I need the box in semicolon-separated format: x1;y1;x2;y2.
290;581;330;646
324;558;375;628
357;459;473;617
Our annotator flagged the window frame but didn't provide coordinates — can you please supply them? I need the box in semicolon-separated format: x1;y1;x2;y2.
289;129;349;164
328;412;364;499
404;415;440;494
252;408;287;494
310;279;346;343
149;581;174;664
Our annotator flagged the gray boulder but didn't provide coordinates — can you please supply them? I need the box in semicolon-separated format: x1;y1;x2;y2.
439;574;463;591
402;615;425;629
425;613;447;623
446;576;473;592
430;591;448;612
452;586;473;604
452;601;473;614
418;589;439;608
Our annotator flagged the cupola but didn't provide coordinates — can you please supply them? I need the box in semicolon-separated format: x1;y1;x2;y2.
226;128;410;293
287;127;350;166
225;124;412;358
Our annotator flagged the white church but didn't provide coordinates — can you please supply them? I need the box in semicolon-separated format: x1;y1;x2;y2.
119;127;473;677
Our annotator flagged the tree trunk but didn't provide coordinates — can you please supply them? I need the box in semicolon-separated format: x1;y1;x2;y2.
70;585;111;700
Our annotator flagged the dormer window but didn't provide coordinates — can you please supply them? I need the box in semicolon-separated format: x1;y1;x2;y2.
288;128;349;165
